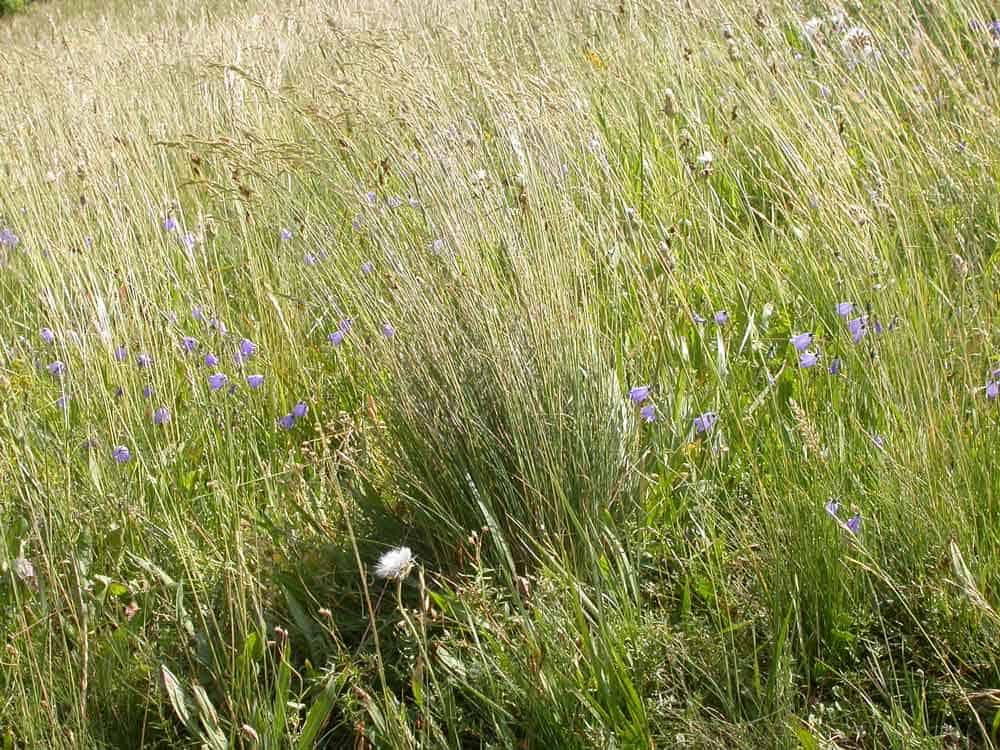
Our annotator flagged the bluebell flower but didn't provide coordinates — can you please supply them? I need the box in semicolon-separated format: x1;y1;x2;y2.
153;407;171;425
278;413;296;430
640;404;656;422
40;327;55;344
693;412;718;435
382;323;395;339
239;338;257;359
205;352;219;367
280;228;293;241
112;445;131;463
835;302;853;318
163;216;178;232
846;513;861;535
799;351;819;368
829;357;842;375
847;316;867;344
208;372;228;391
246;374;264;389
137;353;153;369
387;196;403;209
339;318;353;334
364;191;377;206
182;336;198;353
48;361;65;376
629;386;651;404
328;331;344;347
713;311;729;325
292;401;308;419
303;253;317;266
791;332;813;351
986;380;999;401
0;227;19;248
361;261;374;275
825;499;840;518
143;385;153;399
114;346;127;362
192;306;204;321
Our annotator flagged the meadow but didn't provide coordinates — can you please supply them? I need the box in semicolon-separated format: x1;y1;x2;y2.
1;0;1000;746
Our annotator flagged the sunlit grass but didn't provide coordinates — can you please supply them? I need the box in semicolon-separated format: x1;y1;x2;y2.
1;0;1000;746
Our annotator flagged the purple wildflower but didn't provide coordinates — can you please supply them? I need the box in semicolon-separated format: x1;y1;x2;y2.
361;261;374;275
292;401;308;419
640;404;656;422
142;385;153;399
112;445;131;463
791;332;813;351
278;413;296;430
339;318;353;334
387;196;404;209
239;338;257;359
835;302;853;318
328;331;344;347
0;227;19;248
846;513;861;535
986;381;999;401
47;360;65;376
208;372;228;392
829;357;842;376
205;352;219;367
246;374;264;389
192;306;204;321
825;499;840;518
364;191;377;206
114;346;127;362
799;351;820;368
303;253;317;266
153;407;171;425
40;327;55;345
629;386;652;404
847;316;867;344
989;19;1000;39
163;216;178;232
381;323;395;339
137;353;152;369
692;312;707;325
181;336;198;353
280;228;293;241
713;311;729;325
693;411;718;435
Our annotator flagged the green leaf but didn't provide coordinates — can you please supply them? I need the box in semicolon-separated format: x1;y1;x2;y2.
160;665;193;730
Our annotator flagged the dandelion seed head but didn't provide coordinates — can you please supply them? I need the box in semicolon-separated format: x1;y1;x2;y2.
375;546;414;580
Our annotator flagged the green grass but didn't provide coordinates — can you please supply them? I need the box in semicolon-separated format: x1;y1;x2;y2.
1;0;1000;747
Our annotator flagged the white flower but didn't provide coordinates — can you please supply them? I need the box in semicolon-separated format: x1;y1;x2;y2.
697;151;714;165
375;547;414;580
13;557;35;585
841;26;877;65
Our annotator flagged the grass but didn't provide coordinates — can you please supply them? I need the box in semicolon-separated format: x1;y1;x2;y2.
1;0;1000;746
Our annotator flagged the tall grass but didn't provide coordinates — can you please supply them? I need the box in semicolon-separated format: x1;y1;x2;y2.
1;0;1000;746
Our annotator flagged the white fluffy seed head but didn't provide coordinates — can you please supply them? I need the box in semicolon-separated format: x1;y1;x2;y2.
375;547;414;580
